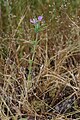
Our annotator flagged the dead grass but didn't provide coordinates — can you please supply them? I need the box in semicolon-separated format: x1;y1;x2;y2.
0;0;80;120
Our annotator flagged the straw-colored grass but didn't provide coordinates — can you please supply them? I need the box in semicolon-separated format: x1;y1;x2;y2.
0;0;80;120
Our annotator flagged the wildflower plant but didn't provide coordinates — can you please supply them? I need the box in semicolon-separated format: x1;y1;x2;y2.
30;15;43;33
27;16;44;87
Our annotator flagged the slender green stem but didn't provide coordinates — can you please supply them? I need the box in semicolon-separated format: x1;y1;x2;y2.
28;33;39;81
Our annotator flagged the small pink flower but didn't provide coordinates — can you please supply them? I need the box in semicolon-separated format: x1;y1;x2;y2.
30;18;38;24
30;16;43;24
38;16;43;21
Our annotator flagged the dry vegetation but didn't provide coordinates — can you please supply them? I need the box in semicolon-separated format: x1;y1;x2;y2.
0;0;80;120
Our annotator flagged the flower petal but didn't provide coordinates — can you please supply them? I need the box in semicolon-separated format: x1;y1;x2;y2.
30;18;38;24
33;19;38;24
38;16;43;21
30;19;34;23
